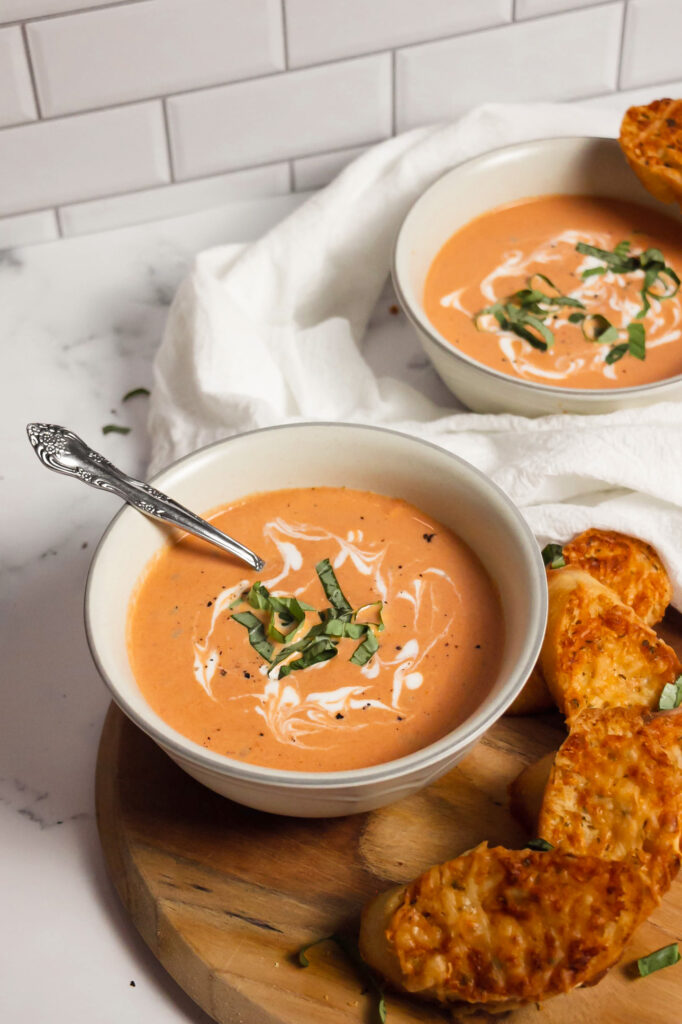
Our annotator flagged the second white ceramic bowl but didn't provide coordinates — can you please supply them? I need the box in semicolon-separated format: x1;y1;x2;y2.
86;423;546;817
394;136;682;416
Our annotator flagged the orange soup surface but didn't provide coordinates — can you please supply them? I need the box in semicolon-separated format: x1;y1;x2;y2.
424;195;682;389
128;488;503;772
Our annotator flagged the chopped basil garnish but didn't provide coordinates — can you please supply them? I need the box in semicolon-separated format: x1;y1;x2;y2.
581;313;620;346
102;424;131;435
297;933;387;1022
659;675;682;710
637;943;680;977
316;558;353;616
605;343;629;365
122;387;150;401
474;274;584;352
350;628;380;666
526;838;554;851
230;558;383;676
541;543;566;570
627;321;646;361
231;611;274;663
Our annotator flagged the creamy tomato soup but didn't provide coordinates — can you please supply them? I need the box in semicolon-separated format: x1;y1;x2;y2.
128;487;502;772
424;195;682;389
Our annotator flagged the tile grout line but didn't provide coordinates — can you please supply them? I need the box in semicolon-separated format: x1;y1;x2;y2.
0;0;147;30
616;0;629;92
20;22;43;120
160;97;175;183
54;206;65;238
280;0;290;70
391;49;397;136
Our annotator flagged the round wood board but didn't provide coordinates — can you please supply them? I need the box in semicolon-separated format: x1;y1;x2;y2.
96;612;682;1024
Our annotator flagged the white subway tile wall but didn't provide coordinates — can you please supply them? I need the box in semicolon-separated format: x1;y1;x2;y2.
0;26;37;126
0;0;680;247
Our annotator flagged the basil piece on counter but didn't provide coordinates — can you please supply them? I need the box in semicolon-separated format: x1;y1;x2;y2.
541;543;566;570
102;424;131;435
659;675;682;710
637;943;680;977
122;387;150;401
526;838;554;852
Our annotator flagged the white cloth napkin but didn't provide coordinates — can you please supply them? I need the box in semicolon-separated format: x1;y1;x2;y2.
149;102;682;608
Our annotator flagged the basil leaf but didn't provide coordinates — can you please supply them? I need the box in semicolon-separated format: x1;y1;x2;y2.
637;943;680;977
324;619;368;639
526;838;554;851
575;241;637;273
350;628;379;666
102;424;131;435
355;601;385;632
605;343;629;365
659;675;682;710
581;265;607;279
122;387;150;401
270;622;326;669
541;543;566;569
231;611;274;662
297;936;335;968
247;581;272;611
568;311;586;323
581;314;619;345
627;321;646;360
279;637;338;677
316;558;353;616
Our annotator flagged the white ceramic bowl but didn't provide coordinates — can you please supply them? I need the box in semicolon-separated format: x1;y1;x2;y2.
85;423;546;817
394;136;682;416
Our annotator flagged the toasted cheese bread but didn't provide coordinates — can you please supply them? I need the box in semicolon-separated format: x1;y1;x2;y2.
540;568;680;723
508;751;556;832
359;843;649;1011
563;528;672;626
620;99;682;206
538;707;682;904
505;662;555;716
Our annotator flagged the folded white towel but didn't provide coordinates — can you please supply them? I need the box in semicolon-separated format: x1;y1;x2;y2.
149;102;682;608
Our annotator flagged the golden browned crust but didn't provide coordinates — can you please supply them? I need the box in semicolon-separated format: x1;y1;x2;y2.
538;707;682;907
540;568;680;724
620;99;682;206
563;528;672;626
359;843;648;1009
505;663;555;716
508;751;556;833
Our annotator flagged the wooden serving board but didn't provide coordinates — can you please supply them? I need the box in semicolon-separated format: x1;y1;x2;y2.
96;612;682;1024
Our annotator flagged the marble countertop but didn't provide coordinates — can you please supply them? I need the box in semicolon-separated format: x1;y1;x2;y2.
1;191;452;1022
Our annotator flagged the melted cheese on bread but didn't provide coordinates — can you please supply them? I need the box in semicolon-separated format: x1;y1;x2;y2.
563;528;672;626
359;843;649;1010
541;568;680;723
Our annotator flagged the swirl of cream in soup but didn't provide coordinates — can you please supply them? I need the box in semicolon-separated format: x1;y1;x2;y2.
128;488;503;772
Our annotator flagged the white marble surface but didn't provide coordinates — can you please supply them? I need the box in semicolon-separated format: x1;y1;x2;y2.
0;189;452;1022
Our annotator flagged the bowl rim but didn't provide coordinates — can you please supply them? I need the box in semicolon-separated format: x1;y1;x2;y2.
392;134;682;401
85;421;547;790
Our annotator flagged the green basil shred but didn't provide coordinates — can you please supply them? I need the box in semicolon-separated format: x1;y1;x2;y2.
526;838;554;852
637;943;680;977
231;558;384;676
473;240;680;367
541;543;566;570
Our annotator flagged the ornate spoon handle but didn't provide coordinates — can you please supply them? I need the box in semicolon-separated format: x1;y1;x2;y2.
26;423;265;572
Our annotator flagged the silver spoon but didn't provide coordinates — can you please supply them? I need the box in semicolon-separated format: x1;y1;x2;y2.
26;423;265;571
